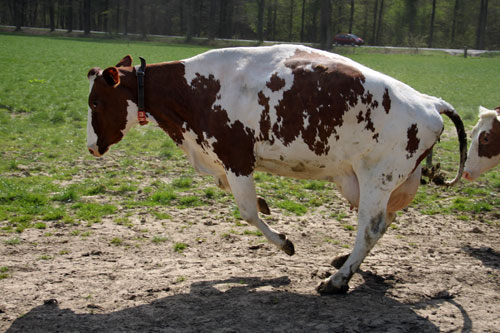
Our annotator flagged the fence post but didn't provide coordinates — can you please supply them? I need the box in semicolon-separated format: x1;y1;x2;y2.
464;46;468;58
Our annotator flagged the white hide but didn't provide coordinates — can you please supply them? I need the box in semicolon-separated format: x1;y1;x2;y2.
181;45;444;187
464;106;500;180
86;75;99;155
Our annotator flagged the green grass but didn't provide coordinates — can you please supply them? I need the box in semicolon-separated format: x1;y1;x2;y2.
277;200;308;216
110;237;123;246
152;236;168;244
0;266;9;280
0;32;498;237
72;202;117;222
173;242;189;253
172;177;194;189
4;237;21;245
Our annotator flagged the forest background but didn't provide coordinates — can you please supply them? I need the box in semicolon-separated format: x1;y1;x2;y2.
0;0;498;50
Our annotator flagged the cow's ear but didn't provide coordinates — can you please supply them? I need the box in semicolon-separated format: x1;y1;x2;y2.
116;55;132;67
87;67;101;80
479;106;490;115
495;106;500;115
103;67;120;87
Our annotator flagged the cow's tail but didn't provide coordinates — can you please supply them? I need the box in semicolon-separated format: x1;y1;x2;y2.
438;107;467;186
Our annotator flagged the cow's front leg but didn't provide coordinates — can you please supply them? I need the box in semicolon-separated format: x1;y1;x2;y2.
318;186;392;294
225;172;294;255
215;174;271;215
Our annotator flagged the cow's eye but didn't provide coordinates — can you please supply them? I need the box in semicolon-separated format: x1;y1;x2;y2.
92;101;98;109
479;133;489;145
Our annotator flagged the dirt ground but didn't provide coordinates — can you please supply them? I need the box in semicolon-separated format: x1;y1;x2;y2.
1;185;499;332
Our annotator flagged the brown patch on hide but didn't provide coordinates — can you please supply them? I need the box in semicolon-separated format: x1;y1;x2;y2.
382;88;391;114
478;117;500;158
406;124;420;159
358;89;380;140
266;73;286;92
271;50;368;155
184;72;256;176
258;91;273;143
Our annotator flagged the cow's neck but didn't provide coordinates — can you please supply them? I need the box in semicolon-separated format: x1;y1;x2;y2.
138;61;192;145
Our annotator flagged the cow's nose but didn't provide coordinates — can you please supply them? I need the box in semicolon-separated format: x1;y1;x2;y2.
88;147;98;156
463;171;472;181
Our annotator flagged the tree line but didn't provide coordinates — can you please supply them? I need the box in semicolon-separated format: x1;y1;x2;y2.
1;0;499;50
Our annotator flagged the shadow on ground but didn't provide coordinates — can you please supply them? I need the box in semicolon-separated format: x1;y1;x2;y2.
462;245;500;270
7;272;445;332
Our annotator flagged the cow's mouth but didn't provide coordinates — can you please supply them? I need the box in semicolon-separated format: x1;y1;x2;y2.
462;170;476;181
88;146;108;157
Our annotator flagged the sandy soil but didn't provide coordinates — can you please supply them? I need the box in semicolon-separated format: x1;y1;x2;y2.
1;182;499;333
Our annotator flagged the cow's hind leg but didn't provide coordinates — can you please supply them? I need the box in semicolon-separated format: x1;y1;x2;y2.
328;167;420;271
330;212;396;269
225;172;294;255
318;180;392;294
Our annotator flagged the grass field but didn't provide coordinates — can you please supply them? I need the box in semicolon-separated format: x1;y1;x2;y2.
0;33;498;237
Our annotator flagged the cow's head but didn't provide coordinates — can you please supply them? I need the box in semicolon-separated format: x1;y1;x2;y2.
87;55;137;157
463;106;500;181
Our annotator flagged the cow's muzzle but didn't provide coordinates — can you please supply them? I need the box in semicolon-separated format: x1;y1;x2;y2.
87;145;106;157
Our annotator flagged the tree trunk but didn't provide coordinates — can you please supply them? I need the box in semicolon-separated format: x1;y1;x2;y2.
428;0;436;47
300;0;305;42
13;0;26;31
103;0;109;33
288;0;294;41
67;0;73;32
361;0;368;40
257;0;265;42
311;0;319;42
115;0;120;34
150;2;157;35
58;0;64;30
49;0;56;32
186;0;193;42
320;0;331;50
83;0;91;35
208;0;217;40
218;0;225;37
371;0;378;44
219;0;233;39
226;0;234;38
7;0;14;27
179;0;184;34
406;0;418;37
195;0;203;37
138;0;146;38
272;0;277;40
123;0;129;36
475;0;488;49
30;0;38;27
451;0;460;45
375;0;384;45
349;0;354;34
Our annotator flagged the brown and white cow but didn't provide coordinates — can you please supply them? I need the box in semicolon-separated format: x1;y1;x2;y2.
86;45;467;294
463;106;500;181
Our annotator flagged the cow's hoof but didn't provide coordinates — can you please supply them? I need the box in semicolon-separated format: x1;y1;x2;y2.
316;280;349;295
331;253;350;269
257;197;271;215
279;234;295;256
